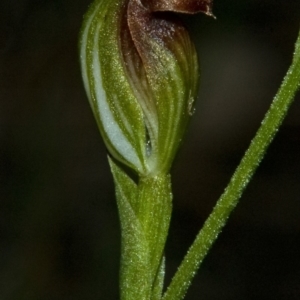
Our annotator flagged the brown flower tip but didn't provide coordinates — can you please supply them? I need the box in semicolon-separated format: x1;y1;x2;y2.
142;0;214;17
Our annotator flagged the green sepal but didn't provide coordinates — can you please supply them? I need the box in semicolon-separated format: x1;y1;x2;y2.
80;0;148;175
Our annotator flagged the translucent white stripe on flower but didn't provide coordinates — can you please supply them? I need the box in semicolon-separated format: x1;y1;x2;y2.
81;2;142;171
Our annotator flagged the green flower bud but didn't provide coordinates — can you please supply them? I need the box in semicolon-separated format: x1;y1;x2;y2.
80;0;213;176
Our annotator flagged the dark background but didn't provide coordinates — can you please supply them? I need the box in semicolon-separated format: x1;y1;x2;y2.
1;0;300;299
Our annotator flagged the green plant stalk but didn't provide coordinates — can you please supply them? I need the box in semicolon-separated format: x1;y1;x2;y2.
109;158;172;300
162;29;300;300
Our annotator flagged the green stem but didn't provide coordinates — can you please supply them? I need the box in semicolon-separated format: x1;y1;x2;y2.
163;29;300;300
109;158;172;300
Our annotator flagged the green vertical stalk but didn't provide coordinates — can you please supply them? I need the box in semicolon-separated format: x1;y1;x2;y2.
109;158;172;300
163;29;300;300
